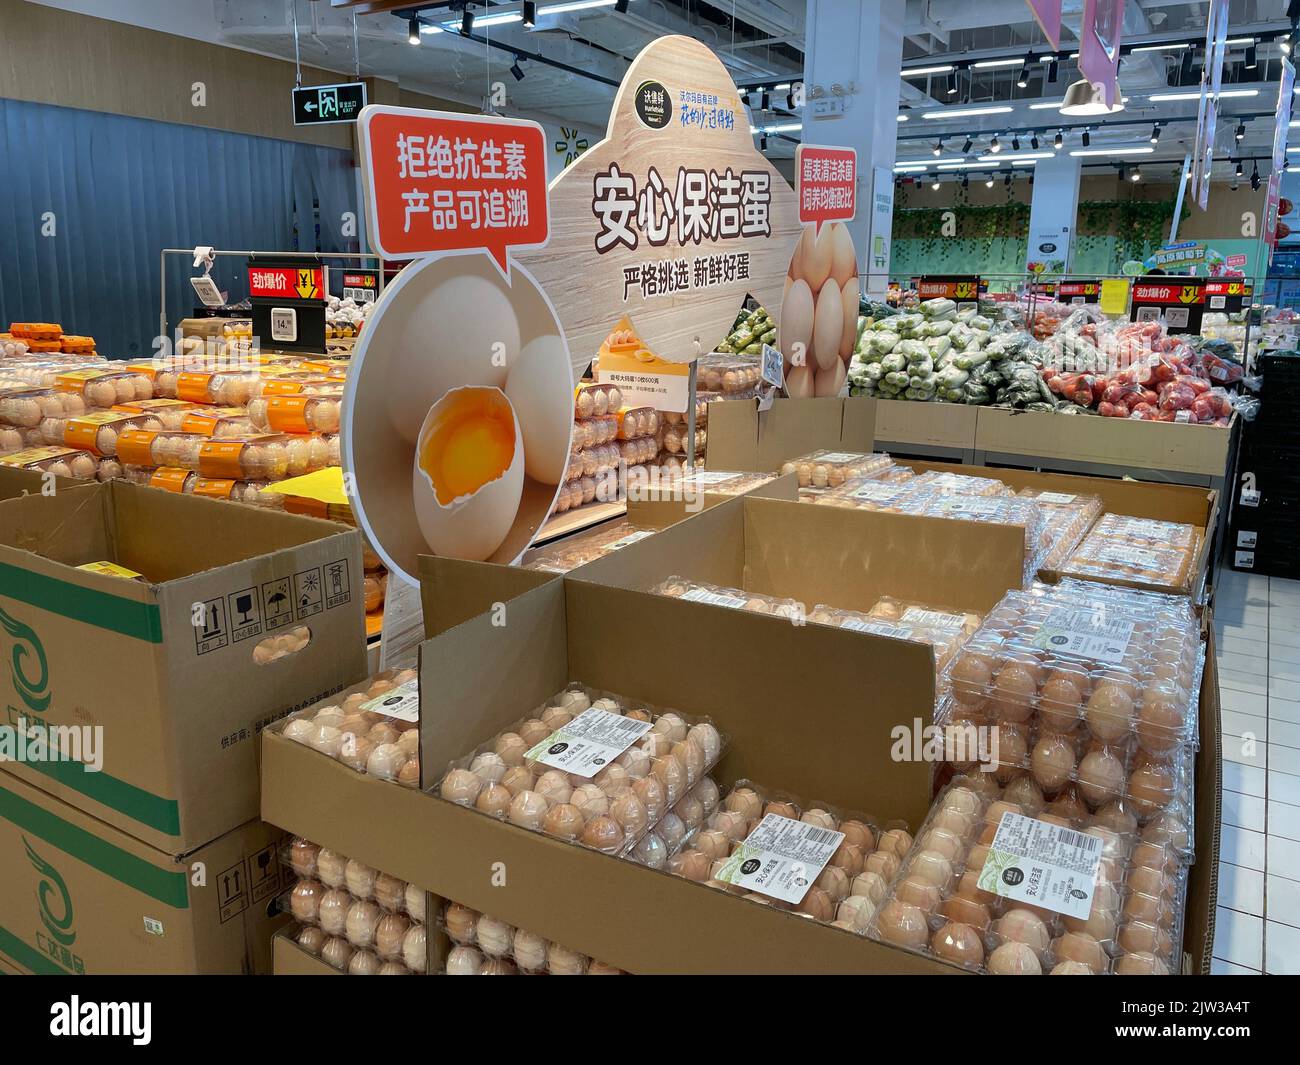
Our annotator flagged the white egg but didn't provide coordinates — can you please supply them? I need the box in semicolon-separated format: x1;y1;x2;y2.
785;364;815;398
412;385;524;561
829;222;858;287
390;272;521;445
840;277;859;360
504;334;573;485
779;279;814;371
812;279;844;371
814;358;847;397
802;223;834;291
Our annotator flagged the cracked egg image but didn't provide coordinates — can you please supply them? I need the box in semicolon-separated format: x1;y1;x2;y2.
342;252;573;581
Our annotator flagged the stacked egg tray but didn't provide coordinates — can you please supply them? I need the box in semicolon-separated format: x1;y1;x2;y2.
112;430;338;482
276;666;422;786
812;474;919;511
1059;513;1202;594
284;837;427;975
937;581;1203;863
246;390;342;435
521;518;657;573
664;780;911;937
1014;488;1105;572
663;469;781;496
653;576;805;621
867;776;1188;975
697;353;762;396
434;683;727;858
627;773;720;870
897;493;1049;588
0;444;108;480
8;322;97;354
780;449;894;490
556;407;621;515
908;470;1013;497
115;464;286;507
440;900;625;975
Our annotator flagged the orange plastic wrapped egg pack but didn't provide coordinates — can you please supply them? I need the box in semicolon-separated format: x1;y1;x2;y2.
1059;513;1201;592
283;836;425;975
439;899;624;975
434;683;727;858
668;778;897;935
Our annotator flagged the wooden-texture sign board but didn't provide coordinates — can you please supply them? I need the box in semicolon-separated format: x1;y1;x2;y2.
518;35;801;377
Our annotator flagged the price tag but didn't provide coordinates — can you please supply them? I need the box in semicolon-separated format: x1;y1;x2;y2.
602;529;655;551
977;813;1102;920
713;814;844;904
760;343;785;389
901;606;967;630
525;708;653;777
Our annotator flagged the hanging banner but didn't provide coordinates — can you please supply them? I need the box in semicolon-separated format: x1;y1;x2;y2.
1024;0;1062;50
1079;0;1124;110
1191;0;1231;211
868;165;894;279
795;144;857;226
1266;59;1296;260
357;108;550;270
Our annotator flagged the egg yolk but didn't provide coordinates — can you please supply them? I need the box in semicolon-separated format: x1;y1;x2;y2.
418;390;516;505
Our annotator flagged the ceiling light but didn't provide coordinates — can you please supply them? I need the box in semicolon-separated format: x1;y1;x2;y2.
962;173;970;188
922;105;1014;119
1245;43;1257;68
904;64;956;77
1017;67;1030;89
1130;166;1141;182
989;134;1001;153
1012;135;1021;150
759;134;768;150
1236;159;1244;177
760;122;801;132
774;83;791;90
1149;88;1258;100
1029;100;1064;110
961;136;973;153
1047;59;1059;83
933;140;943;156
615;0;629;11
408;16;420;44
938;160;1036;170
985;175;995;187
510;59;525;81
461;7;474;34
978;152;1054;162
467;9;523;27
761;92;770;110
946;71;959;95
1236;121;1246;141
1004;173;1012;187
1150;124;1161;144
1030;135;1039;149
1081;129;1090;147
893;163;929;173
1054;130;1064;149
1227;38;1255;46
1131;42;1190;53
897;113;909;121
1252;161;1261;190
1060;78;1125;115
931;176;941;190
522;1;537;25
974;59;1025;69
541;0;620;13
1070;146;1154;157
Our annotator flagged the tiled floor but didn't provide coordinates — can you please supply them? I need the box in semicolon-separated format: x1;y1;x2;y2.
1211;567;1300;974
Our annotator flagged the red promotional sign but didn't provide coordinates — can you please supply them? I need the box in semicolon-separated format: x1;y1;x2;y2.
917;276;979;300
1205;280;1245;296
358;106;549;271
795;144;856;226
1131;282;1205;305
249;266;324;300
342;273;376;289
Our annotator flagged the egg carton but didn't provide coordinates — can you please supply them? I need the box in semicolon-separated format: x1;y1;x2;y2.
778;450;894;489
55;367;154;407
895;493;1048;587
617;436;658;465
628;774;720;870
0;358;105;389
615;406;659;441
868;775;1187;974
808;597;981;684
660;398;710;427
552;470;618;514
906;470;1013;498
696;355;761;393
653;576;805;622
666;779;905;936
521;518;657;573
0;445;103;480
435;683;728;857
0;386;89;428
659;423;704;455
571;414;618;449
1059;514;1202;593
364;571;387;613
1014;488;1104;572
145;366;259;407
812;475;919;511
170;407;257;438
62;411;168;458
115;464;285;505
664;469;781;498
112;430;333;481
247;391;342;434
109;398;207;431
248;372;336;400
277;665;422;786
943;582;1201;758
440;900;624;975
573;382;624;419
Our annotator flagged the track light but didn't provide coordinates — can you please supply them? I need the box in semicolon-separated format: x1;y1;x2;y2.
761;92;770;111
961;173;970;189
1047;59;1058;83
1017;54;1031;88
1150;124;1161;144
1012;135;1021;150
1030;134;1039;149
510;59;525;81
947;71;959;95
615;0;629;10
461;6;474;35
786;92;797;109
961;136;973;153
990;134;1001;153
408;16;420;44
1054;130;1063;150
931;175;941;190
1246;43;1257;68
1252;161;1261;190
1004;172;1012;187
933;139;944;156
1231;176;1240;191
1179;47;1196;84
1236;159;1244;177
1119;166;1127;181
985;175;995;187
1130;165;1141;182
759;134;768;150
1236;122;1246;142
1082;129;1090;147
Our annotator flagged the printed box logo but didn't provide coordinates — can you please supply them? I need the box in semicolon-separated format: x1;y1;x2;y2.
26;837;84;974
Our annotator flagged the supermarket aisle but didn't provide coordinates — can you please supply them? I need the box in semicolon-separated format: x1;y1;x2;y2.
1211;567;1300;974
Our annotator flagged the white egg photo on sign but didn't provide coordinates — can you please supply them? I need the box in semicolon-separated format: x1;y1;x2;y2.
778;221;859;398
342;251;574;581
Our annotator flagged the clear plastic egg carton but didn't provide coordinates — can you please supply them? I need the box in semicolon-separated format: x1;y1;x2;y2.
0;386;88;428
779;450;894;490
808;598;980;681
907;470;1013;498
521;519;657;573
110;398;205;431
61;412;166;457
670;469;779;497
697;354;761;394
277;665;422;786
150;367;258;407
898;493;1047;586
573;382;623;419
284;838;426;975
660;422;704;455
113;430;312;482
812;475;918;511
629;774;720;870
1059;514;1202;593
0;445;102;480
1;358;101;389
247;392;342;434
55;367;154;407
440;900;624;975
667;779;904;937
571;413;618;450
565;443;618;481
435;683;728;857
174;407;256;438
660;396;710;427
944;582;1201;759
248;372;336;400
1014;489;1104;572
617;436;659;466
615;406;659;441
653;576;805;621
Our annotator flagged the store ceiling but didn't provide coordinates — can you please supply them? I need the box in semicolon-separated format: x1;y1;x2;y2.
32;0;1300;181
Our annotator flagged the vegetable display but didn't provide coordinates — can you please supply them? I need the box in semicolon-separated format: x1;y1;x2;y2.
715;304;776;356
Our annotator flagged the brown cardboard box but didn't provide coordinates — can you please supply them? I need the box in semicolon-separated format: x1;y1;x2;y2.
704;397;876;472
0;769;288;974
271;930;343;975
622;469;798;530
873;398;979;450
261;576;1221;974
0;479;367;853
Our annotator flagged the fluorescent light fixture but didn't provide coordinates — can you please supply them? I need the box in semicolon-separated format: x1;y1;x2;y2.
1029;100;1064;109
1227;38;1255;45
1131;42;1190;53
419;24;445;34
759;122;802;133
446;10;522;27
978;152;1054;162
1286;146;1300;153
541;0;618;13
1148;88;1258;100
973;59;1024;69
903;64;955;76
938;160;1036;170
921;105;1013;119
897;113;909;121
1069;146;1154;157
894;163;930;172
773;83;791;90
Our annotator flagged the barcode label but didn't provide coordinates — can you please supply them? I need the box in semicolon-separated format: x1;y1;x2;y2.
937;497;1003;519
1031;605;1136;665
842;616;903;637
603;530;654;552
685;471;743;485
361;679;420;722
713;813;845;905
681;586;749;609
524;708;654;777
901;606;967;631
976;812;1101;920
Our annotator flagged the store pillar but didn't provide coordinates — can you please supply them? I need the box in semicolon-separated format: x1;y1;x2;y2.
803;0;904;297
1025;154;1083;275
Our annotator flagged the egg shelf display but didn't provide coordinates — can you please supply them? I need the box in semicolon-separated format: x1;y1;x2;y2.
779;449;894;490
779;221;860;399
696;353;763;397
1013;489;1105;573
145;367;258;407
435;683;727;857
908;469;1014;498
521;518;657;573
653;576;805;621
60;412;167;458
628;774;720;871
441;900;625;975
276;666;422;786
0;445;107;480
1058;514;1202;595
0;387;90;455
284;836;426;975
111;429;336;482
812;473;920;512
867;776;1188;974
246;391;343;435
115;464;286;507
666;779;908;936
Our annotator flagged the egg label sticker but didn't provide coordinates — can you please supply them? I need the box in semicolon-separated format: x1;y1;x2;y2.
681;586;749;610
361;679;419;723
977;813;1102;920
815;452;864;465
937;498;1003;519
850;481;901;502
601;529;656;552
1030;605;1135;665
714;814;844;905
1035;491;1078;504
901;606;967;630
525;708;653;777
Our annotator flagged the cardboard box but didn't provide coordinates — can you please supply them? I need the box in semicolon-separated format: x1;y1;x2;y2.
0;480;367;853
704;397;876;472
900;459;1219;598
974;407;1236;479
873;398;979;451
0;465;83;503
271;930;343;975
261;576;1221;974
623;469;798;530
0;769;288;974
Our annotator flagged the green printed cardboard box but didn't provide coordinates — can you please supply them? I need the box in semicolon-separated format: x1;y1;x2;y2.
0;769;288;974
0;480;366;853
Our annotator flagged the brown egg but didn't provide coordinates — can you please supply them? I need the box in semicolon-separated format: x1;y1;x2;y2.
991;663;1039;723
507;790;548;831
518;718;550;746
499;765;535;796
1039;672;1084;731
1054;931;1105;972
816;865;851;902
610;791;648;836
993;727;1029;782
1114;950;1169;975
1062;905;1117;944
1128;761;1176;819
1136;691;1184;754
910;850;955;891
670;848;712;881
941;894;992;929
840;819;876;853
796;885;835;921
763;800;800;820
865;850;900;881
580;815;625;853
932;921;985;967
1002;774;1046;815
1047;785;1090;825
950;653;994;708
918;827;965;863
710;809;751;843
1086;683;1135;743
1031;733;1077;793
1117;920;1172;957
725;787;764;821
693;828;731;862
931;807;973;836
474;783;512;818
995;908;1050;953
829;841;866;876
1078;747;1126;808
493;732;528;766
439;768;481;806
987;941;1042;975
876;900;929;948
877;828;913;858
895;874;942;913
542;802;585;840
631;775;667;822
1094;801;1139;838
